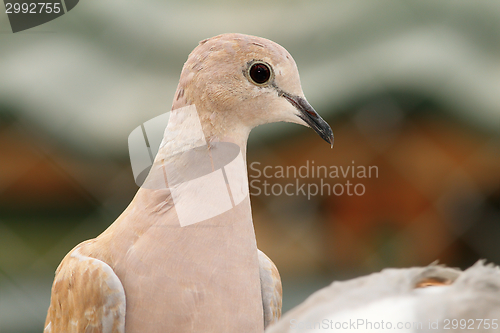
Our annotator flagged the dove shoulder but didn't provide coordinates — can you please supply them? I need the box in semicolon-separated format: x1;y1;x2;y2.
258;249;282;329
44;240;126;333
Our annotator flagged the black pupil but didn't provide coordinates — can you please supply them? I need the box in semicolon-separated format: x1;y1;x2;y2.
250;63;270;84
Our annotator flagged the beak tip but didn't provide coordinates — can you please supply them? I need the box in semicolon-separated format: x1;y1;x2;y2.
312;121;334;148
284;92;334;148
324;128;334;148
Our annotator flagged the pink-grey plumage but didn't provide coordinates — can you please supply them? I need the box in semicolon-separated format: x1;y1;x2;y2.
44;33;333;333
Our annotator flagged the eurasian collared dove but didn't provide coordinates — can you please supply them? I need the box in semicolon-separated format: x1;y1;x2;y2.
44;33;333;333
265;261;500;333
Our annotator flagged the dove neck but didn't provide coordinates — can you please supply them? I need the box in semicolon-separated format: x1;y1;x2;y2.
145;104;254;229
201;117;252;158
158;104;251;159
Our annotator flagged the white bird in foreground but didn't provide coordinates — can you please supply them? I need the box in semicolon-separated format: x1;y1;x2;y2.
44;33;333;333
266;261;500;333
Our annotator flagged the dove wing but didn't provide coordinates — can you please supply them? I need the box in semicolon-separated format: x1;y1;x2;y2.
44;243;126;333
258;249;282;329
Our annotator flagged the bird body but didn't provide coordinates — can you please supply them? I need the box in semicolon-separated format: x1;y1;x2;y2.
266;262;500;333
44;33;333;333
46;191;263;332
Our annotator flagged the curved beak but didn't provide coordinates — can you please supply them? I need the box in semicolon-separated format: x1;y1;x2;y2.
282;93;334;147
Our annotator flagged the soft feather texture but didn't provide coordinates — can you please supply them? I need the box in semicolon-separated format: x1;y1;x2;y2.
45;33;329;333
266;261;500;333
259;250;283;328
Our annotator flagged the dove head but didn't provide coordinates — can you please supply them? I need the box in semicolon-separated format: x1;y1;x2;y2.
171;33;333;147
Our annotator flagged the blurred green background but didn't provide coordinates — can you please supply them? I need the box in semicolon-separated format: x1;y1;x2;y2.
1;1;500;332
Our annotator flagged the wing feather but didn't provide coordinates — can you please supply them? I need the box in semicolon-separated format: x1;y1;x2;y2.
258;249;282;329
44;244;126;333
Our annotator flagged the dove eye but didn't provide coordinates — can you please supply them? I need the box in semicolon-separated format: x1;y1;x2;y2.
248;61;273;86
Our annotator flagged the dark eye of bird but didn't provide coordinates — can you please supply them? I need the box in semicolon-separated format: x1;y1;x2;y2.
249;63;271;85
